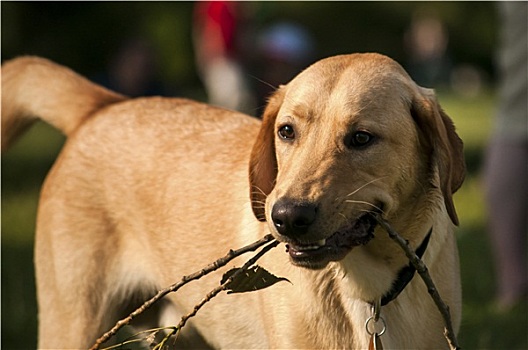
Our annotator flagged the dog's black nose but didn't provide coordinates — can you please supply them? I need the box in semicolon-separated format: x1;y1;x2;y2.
271;200;317;237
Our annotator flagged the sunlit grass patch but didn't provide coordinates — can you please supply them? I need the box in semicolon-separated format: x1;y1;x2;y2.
438;90;495;151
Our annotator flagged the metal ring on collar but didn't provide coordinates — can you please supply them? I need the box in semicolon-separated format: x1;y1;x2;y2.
365;315;387;336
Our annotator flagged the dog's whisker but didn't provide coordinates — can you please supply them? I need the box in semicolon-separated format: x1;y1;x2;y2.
250;189;269;200
358;208;381;215
246;76;297;116
250;186;268;197
345;177;387;198
250;203;267;209
249;74;277;91
344;200;385;214
250;198;267;204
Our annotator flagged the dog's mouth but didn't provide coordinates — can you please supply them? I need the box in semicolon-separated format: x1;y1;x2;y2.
285;213;377;269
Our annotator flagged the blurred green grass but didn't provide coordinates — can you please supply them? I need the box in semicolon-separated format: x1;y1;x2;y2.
2;91;527;349
440;90;528;349
2;122;64;349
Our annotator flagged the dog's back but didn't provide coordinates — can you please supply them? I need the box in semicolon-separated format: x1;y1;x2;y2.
2;56;266;348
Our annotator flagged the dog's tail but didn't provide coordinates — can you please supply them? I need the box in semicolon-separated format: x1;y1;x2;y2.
1;56;127;151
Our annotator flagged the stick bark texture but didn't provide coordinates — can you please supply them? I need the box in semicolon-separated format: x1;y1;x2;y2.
374;215;460;350
90;234;274;350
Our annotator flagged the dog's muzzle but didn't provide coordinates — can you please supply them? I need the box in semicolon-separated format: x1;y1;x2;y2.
271;199;377;269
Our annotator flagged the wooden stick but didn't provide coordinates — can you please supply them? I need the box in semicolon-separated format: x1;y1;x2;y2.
374;215;460;350
93;217;461;350
90;234;275;350
155;239;280;348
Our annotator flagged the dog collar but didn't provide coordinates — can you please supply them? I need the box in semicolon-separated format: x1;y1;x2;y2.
379;227;432;306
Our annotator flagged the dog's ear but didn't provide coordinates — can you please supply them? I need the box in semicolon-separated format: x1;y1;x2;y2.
248;88;285;221
411;88;466;226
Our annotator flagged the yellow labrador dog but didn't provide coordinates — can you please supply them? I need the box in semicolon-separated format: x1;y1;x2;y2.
2;53;464;349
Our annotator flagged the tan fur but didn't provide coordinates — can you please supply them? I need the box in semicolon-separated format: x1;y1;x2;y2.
2;54;464;349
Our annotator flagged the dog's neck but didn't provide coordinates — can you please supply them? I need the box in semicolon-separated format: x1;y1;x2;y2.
296;225;435;348
377;226;432;306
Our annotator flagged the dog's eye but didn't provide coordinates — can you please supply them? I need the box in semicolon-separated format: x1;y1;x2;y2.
354;132;372;145
346;131;374;148
278;125;295;140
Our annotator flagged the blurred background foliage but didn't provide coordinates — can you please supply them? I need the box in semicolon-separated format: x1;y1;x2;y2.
2;2;526;349
2;1;497;99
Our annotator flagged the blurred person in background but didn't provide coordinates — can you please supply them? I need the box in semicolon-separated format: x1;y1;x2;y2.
253;21;316;116
193;1;255;114
484;1;527;311
404;10;452;88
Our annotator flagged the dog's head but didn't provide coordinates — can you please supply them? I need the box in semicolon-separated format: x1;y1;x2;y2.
249;53;465;269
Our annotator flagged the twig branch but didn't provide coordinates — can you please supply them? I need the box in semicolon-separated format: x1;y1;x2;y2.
90;234;275;350
93;216;459;350
158;239;280;347
373;215;460;350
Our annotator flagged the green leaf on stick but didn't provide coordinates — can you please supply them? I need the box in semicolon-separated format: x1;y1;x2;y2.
221;266;290;294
